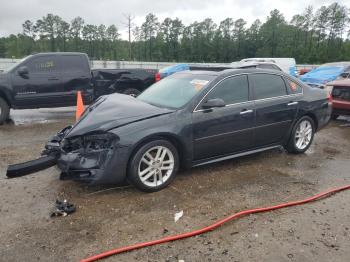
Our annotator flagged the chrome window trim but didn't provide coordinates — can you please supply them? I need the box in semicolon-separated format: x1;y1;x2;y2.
194;100;253;113
253;93;303;103
193;72;304;113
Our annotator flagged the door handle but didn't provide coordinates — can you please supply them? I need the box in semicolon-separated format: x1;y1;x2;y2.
287;101;298;106
48;77;59;81
240;109;253;115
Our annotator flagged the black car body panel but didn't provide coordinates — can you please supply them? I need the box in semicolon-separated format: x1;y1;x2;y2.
7;69;332;185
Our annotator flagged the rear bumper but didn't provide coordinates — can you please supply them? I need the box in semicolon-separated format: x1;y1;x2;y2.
332;100;350;115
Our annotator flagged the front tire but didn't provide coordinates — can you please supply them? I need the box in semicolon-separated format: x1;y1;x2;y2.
286;116;315;154
0;97;10;125
128;139;179;192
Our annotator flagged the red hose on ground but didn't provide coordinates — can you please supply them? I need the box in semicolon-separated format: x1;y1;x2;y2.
81;184;350;262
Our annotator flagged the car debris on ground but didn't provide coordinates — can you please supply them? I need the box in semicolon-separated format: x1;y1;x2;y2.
50;199;76;217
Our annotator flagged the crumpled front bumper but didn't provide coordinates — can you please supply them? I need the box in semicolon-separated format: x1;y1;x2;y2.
6;126;71;178
54;128;130;185
7;126;130;185
57;147;123;185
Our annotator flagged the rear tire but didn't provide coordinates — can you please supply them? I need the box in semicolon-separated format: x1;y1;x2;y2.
286;116;315;154
128;139;179;192
123;88;141;97
0;97;10;125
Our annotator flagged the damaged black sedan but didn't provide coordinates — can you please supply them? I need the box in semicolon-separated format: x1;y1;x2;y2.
7;69;332;192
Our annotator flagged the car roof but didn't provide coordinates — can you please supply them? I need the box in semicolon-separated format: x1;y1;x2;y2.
32;52;87;56
174;68;307;88
226;68;285;74
231;61;280;68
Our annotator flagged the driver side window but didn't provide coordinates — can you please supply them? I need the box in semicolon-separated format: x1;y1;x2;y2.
206;75;249;105
24;56;58;74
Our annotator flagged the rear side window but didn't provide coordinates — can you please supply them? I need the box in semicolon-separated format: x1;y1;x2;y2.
286;79;303;94
25;56;58;74
250;74;287;99
206;75;249;104
61;55;89;73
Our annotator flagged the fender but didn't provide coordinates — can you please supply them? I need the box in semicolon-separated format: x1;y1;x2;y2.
126;131;192;169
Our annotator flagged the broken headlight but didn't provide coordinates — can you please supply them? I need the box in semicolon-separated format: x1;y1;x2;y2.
83;133;118;152
62;132;118;153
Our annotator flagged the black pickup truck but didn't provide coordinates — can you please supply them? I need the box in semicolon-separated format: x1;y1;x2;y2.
0;52;158;124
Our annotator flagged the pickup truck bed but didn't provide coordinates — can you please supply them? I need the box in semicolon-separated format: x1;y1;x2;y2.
92;68;158;98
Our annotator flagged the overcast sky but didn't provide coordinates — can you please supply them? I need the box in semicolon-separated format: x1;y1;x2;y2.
0;0;349;39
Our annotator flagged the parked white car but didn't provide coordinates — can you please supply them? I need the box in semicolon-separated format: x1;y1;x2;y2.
240;58;298;77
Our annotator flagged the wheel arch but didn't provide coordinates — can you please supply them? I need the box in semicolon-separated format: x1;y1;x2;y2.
127;132;188;171
303;112;318;131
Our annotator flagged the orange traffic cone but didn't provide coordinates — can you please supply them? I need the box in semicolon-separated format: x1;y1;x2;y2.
76;91;85;121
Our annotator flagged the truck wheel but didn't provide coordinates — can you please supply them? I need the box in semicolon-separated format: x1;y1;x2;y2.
123;88;141;97
0;97;10;125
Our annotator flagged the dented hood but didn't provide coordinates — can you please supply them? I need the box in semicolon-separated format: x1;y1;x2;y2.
66;93;174;137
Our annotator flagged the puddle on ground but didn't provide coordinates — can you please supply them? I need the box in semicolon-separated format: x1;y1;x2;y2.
8;107;75;126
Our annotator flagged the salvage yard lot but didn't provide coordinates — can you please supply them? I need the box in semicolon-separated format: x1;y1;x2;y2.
0;109;350;261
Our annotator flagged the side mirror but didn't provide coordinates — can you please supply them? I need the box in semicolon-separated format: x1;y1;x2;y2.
202;98;226;109
18;66;29;76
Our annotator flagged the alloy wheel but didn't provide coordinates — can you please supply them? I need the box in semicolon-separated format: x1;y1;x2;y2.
138;146;174;187
294;120;313;150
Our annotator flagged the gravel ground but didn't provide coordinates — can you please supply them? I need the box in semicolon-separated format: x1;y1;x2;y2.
0;109;349;262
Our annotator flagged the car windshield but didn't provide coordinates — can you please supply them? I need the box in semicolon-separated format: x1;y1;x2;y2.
137;73;214;109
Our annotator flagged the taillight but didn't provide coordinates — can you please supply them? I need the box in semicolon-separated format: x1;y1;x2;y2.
155;72;161;82
326;85;333;105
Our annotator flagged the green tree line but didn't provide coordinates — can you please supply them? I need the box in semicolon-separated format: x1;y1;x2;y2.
0;2;349;63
